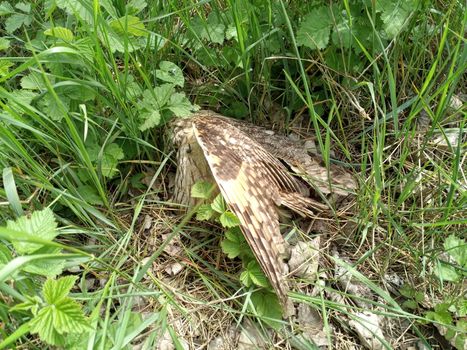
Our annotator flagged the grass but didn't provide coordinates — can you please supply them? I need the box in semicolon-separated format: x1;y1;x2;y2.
0;0;466;349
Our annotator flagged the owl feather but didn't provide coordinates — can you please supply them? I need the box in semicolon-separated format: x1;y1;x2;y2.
172;110;356;307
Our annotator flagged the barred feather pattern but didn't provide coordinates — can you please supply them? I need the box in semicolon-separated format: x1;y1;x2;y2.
172;110;356;306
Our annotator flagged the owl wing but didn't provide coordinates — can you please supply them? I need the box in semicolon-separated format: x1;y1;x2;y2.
219;116;357;196
192;113;298;306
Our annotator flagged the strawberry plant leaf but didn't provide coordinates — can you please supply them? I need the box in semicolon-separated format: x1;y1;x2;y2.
5;13;32;33
191;181;215;199
219;211;240;228
211;194;226;214
0;1;14;15
7;208;58;254
139;110;161;130
44;26;74;41
196;204;215;221
250;289;282;329
244;260;270;288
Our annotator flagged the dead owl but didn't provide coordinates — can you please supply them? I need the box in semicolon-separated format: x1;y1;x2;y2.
171;110;356;306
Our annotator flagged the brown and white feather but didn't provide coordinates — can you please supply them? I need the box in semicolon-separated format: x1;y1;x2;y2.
171;110;357;306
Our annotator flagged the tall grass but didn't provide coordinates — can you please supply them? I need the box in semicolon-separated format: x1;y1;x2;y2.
0;0;465;348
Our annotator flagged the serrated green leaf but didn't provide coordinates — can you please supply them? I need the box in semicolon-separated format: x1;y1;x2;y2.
44;26;74;41
37;92;70;121
77;185;104;206
21;72;49;90
376;0;416;38
0;37;10;50
106;143;124;161
139;110;161;131
399;284;415;298
444;235;466;267
140;84;174;111
98;26;146;53
53;298;91;333
29;297;90;346
8;89;38;106
87;142;124;178
297;7;332;50
168;92;199;117
15;2;30;13
225;24;237;41
219;211;240;228
0;60;13;76
29;306;66;346
10;296;41;313
101;154;123;178
156;61;184;87
61;84;96;101
221;226;252;260
192;12;226;45
43;276;78;304
240;269;252;287
196;204;215;221
6;208;58;254
211;194;226;214
245;260;270;288
221;237;242;259
21;246;65;277
250;289;282;329
191;181;215;199
28;276;90;345
0;1;14;15
426;309;452;325
110;15;147;37
5;13;32;33
55;0;93;24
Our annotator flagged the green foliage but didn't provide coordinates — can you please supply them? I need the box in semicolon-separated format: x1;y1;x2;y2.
193;183;283;323
1;1;33;33
3;208;67;277
250;289;283;329
44;26;74;41
240;260;270;288
11;276;91;346
399;284;424;310
425;302;466;349
191;181;216;200
434;235;466;282
0;0;465;347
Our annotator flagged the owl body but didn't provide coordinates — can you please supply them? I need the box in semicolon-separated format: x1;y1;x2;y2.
172;110;356;306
